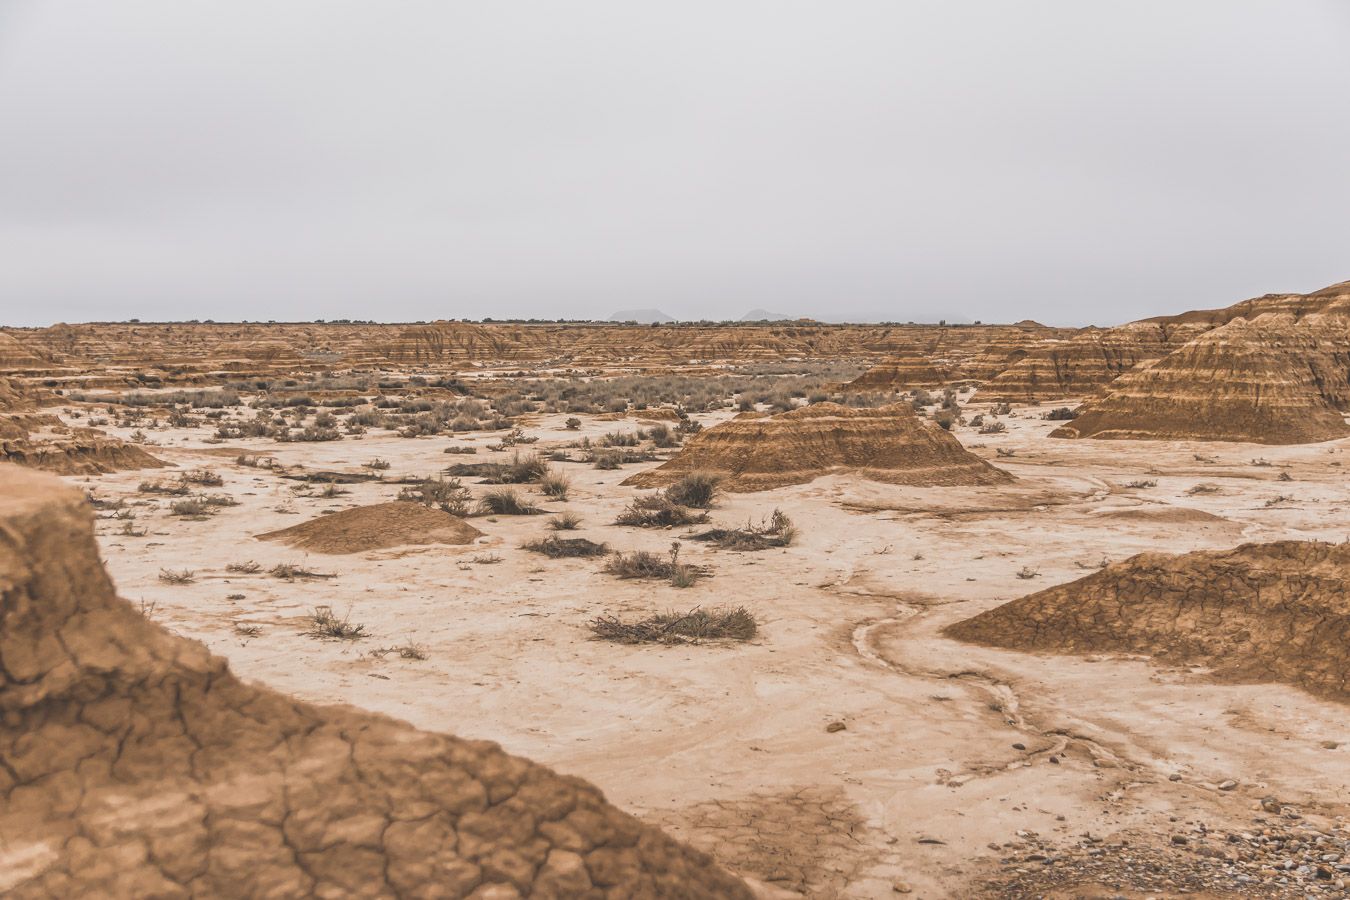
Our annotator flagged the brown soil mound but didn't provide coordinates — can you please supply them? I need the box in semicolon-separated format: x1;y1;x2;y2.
623;402;1012;492
1052;309;1350;444
0;377;27;412
257;501;483;554
945;540;1350;702
0;464;753;898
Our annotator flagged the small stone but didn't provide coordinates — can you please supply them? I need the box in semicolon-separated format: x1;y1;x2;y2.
1169;773;1183;781
1321;741;1340;750
892;881;912;894
1218;780;1239;791
1012;742;1026;750
1172;835;1189;845
825;721;846;733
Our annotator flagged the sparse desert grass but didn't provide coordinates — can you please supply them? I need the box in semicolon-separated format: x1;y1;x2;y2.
470;553;503;564
1044;406;1078;420
226;561;262;574
119;521;148;537
1124;479;1157;489
662;472;720;509
169;498;215;518
538;473;571;500
318;482;349;498
305;605;366;640
1016;566;1040;579
979;420;1007;434
1186;483;1221;495
476;488;542;516
158;568;195;584
548;512;583;530
234;622;263;637
522;536;610;558
180;468;224;486
592;451;622;470
589;606;756;644
363;457;392;471
615;494;710;528
691;509;796;551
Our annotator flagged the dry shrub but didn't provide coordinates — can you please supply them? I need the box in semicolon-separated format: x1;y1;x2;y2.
226;561;262;574
306;605;366;640
522;536;610;558
398;477;472;516
691;509;796;551
538;473;571;500
140;480;190;496
662;471;720;509
180;468;224;486
603;542;707;586
158;568;195;584
589;606;757;644
270;563;336;580
615;494;709;528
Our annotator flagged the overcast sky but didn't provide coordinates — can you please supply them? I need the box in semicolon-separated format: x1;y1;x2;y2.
1;1;1347;327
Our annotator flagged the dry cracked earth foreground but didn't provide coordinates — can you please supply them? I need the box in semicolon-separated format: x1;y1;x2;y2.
0;465;755;899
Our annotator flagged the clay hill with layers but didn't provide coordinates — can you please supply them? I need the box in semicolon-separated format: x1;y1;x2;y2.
945;540;1350;703
623;402;1012;492
0;465;754;899
1053;284;1350;444
0;377;165;476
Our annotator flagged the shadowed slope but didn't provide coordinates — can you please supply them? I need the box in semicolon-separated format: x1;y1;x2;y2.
0;465;754;899
945;540;1350;702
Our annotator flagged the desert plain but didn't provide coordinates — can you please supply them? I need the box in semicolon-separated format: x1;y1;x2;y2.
2;282;1350;899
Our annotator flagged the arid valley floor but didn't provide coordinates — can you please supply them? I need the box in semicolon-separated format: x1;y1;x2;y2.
3;283;1350;898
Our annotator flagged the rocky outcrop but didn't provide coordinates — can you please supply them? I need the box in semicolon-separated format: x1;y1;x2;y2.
0;418;166;476
1052;308;1350;444
840;353;960;392
623;402;1012;492
0;465;754;898
945;540;1350;702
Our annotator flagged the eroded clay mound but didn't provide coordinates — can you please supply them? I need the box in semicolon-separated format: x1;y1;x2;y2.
256;501;484;554
945;540;1350;702
0;465;753;899
1051;311;1350;444
0;377;28;412
0;415;166;476
623;402;1012;492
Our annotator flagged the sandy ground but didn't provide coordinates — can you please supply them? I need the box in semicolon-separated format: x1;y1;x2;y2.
67;400;1350;898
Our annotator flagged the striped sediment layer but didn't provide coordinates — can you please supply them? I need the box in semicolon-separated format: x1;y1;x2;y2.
1052;308;1350;444
623;402;1012;492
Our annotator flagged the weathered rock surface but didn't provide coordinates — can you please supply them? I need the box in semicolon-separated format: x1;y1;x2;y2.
945;540;1350;702
623;402;1012;492
0;465;755;899
1052;304;1350;444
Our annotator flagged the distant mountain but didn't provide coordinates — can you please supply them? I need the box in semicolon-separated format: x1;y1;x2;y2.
739;309;792;321
608;309;675;324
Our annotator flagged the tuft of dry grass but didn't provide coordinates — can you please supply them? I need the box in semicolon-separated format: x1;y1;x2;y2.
476;488;542;516
662;471;720;509
548;512;582;530
226;560;262;574
589;606;757;644
603;542;707;587
158;568;195;584
370;641;429;660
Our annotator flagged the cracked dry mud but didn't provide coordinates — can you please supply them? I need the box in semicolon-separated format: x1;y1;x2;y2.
0;466;753;898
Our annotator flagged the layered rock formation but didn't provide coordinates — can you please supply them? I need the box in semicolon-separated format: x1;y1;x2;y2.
945;540;1350;702
623;402;1012;492
1054;298;1350;444
840;352;959;392
0;465;754;898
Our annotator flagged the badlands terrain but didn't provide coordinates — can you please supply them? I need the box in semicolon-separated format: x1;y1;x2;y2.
2;281;1350;898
